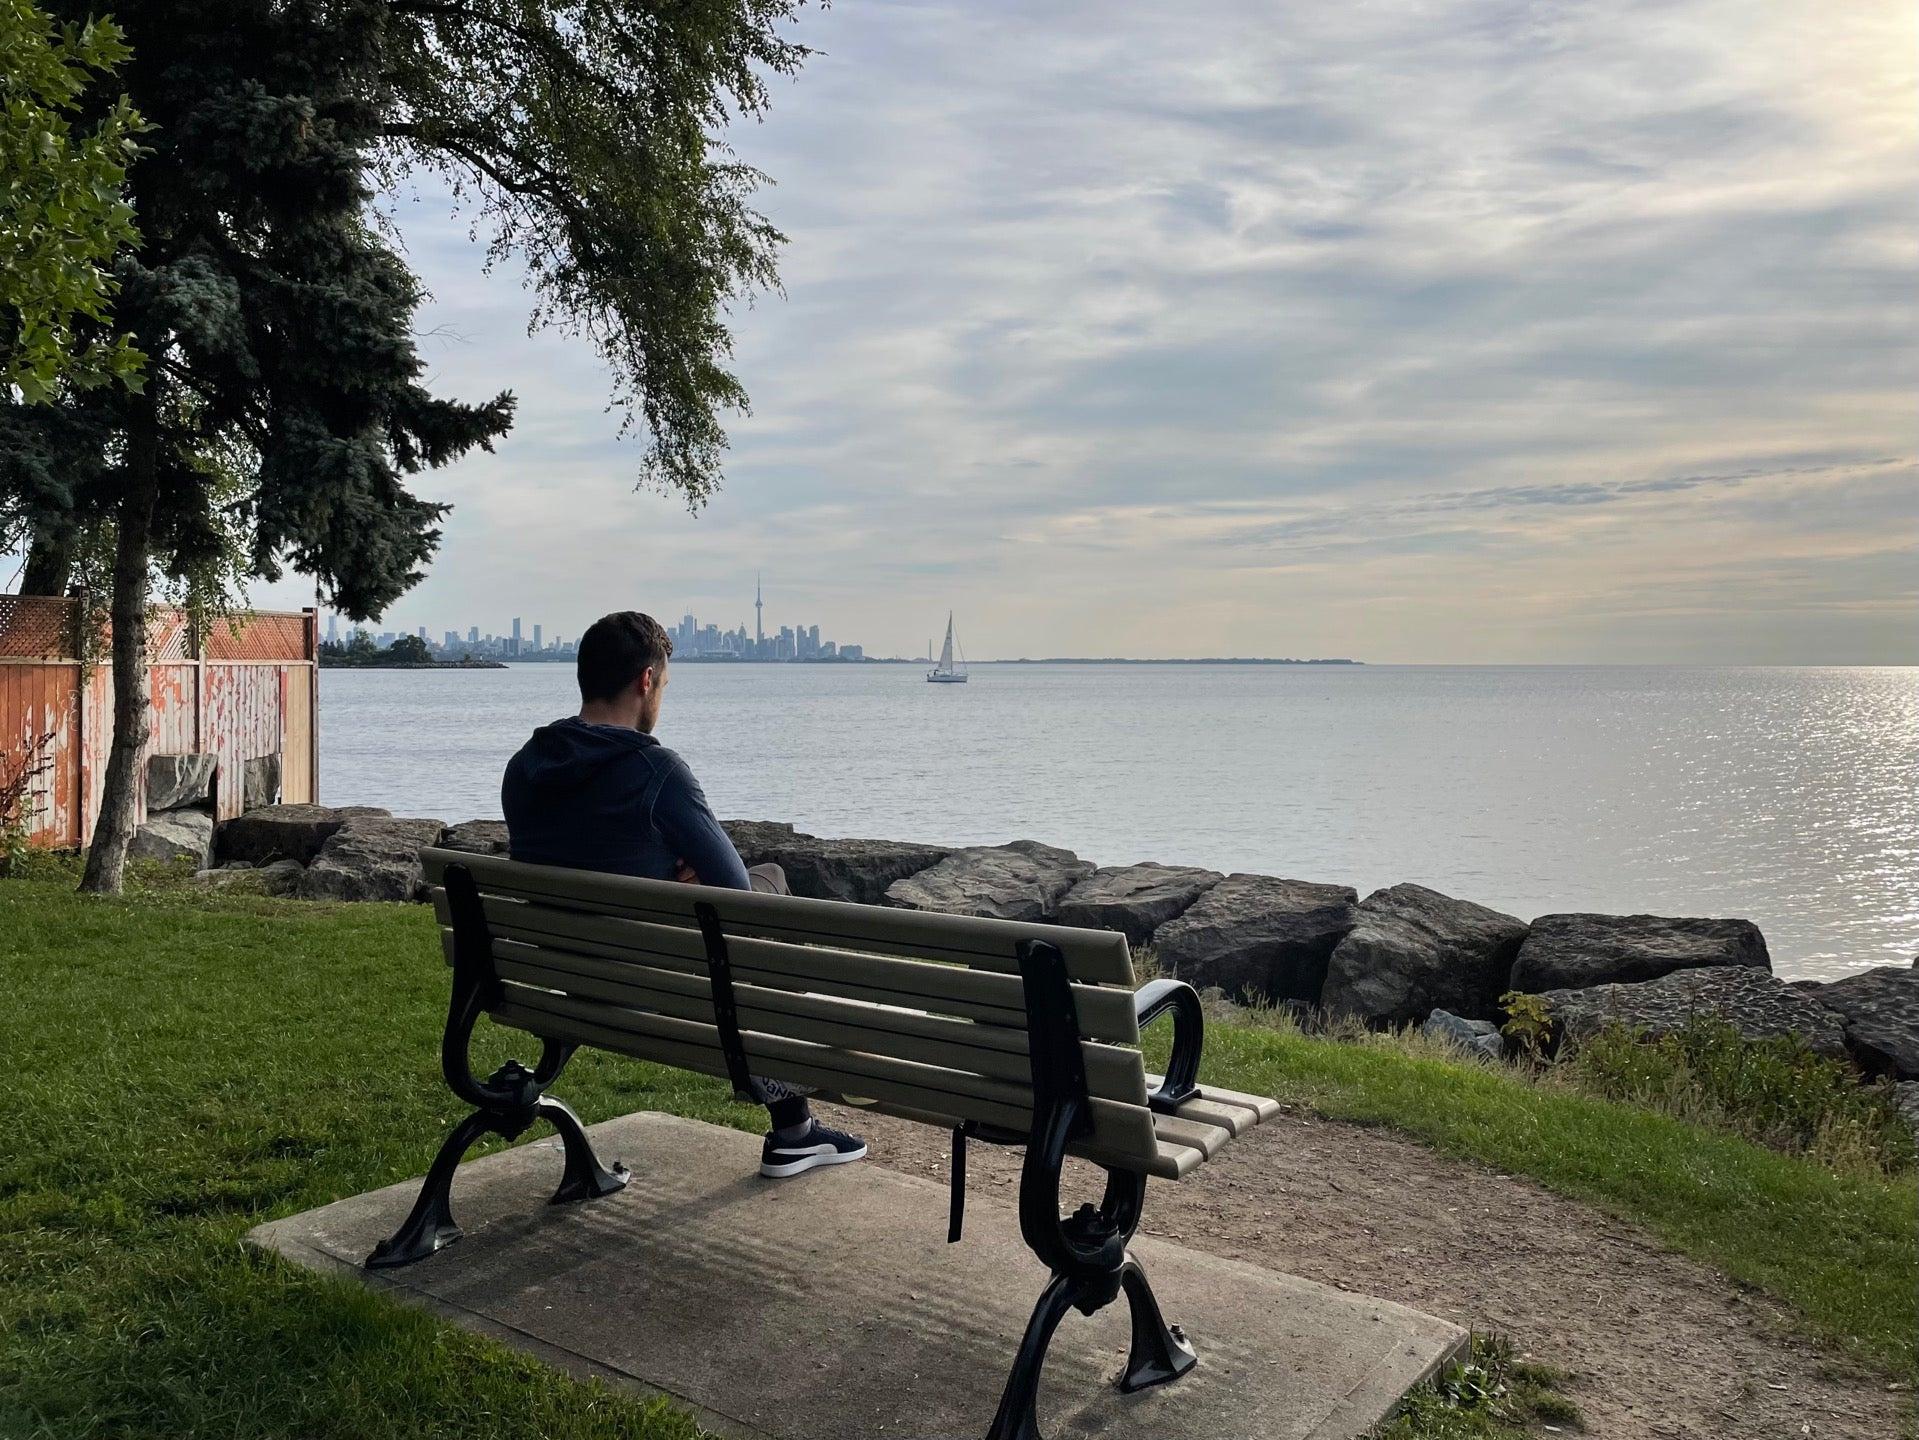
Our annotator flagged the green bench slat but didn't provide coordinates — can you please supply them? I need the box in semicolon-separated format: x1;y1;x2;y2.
495;946;1150;1107
422;848;1135;985
433;895;1142;1046
490;988;1161;1165
1146;1074;1284;1128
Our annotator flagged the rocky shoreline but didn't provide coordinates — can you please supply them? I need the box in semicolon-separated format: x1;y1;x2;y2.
172;804;1919;1112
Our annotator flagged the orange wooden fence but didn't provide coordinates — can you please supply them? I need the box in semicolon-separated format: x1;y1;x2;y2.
0;594;319;848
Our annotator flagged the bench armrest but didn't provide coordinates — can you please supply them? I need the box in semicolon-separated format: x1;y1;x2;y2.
1134;978;1203;1114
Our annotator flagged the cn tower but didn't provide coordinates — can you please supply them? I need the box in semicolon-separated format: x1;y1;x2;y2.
754;572;764;653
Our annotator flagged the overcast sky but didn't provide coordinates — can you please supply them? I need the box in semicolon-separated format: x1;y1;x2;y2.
266;1;1915;660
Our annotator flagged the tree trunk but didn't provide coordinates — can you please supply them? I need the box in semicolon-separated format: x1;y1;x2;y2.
78;406;159;896
19;526;77;595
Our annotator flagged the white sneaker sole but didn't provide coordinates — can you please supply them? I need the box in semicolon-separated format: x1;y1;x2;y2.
759;1142;869;1179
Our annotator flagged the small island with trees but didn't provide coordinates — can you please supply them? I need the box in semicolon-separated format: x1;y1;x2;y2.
319;635;504;670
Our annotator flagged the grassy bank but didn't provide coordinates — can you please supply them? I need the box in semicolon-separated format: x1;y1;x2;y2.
2;862;1913;1437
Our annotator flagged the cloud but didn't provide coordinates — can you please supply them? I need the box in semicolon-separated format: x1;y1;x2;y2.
235;0;1915;661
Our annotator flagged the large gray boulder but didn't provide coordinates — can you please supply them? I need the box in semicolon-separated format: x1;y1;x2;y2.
299;816;447;902
243;753;282;810
438;819;510;857
1153;874;1358;1005
884;841;1094;923
146;753;216;811
1055;863;1223;947
1798;966;1919;1078
219;803;390;866
129;808;214;867
1322;884;1529;1025
1511;913;1770;993
724;820;951;906
1538;965;1848;1058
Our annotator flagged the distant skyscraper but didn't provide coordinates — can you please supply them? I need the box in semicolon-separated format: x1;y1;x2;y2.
326;613;339;644
754;574;764;652
511;617;522;657
533;624;542;652
469;626;479;644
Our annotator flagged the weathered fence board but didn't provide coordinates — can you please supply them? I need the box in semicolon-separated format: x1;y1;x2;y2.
0;596;318;848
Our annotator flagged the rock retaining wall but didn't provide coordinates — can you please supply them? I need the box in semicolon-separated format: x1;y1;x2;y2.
193;805;1919;1087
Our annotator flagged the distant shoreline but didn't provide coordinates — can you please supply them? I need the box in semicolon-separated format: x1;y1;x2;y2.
318;659;508;670
326;655;1367;667
658;655;1365;666
986;657;1362;666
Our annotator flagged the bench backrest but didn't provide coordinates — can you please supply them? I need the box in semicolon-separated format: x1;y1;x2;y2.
420;849;1159;1169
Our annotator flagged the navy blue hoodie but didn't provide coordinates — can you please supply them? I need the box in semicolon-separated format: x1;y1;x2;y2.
500;717;752;888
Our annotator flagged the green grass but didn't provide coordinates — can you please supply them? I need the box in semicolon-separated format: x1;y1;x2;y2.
1558;1016;1915;1175
1;864;762;1438
3;858;1914;1437
1373;1335;1580;1440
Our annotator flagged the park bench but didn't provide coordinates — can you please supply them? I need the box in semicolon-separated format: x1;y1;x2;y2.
374;848;1282;1440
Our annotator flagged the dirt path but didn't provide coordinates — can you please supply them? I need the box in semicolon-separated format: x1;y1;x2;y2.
822;1103;1907;1439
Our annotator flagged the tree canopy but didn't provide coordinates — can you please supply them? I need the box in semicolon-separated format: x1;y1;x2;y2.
6;0;517;619
0;0;146;400
14;0;520;891
378;0;814;504
4;0;817;891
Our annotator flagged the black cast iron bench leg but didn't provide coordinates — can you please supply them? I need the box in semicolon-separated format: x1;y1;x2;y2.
982;940;1199;1440
367;864;628;1270
1117;1255;1196;1392
366;1072;630;1270
367;1109;503;1268
542;1095;630;1204
986;1252;1196;1440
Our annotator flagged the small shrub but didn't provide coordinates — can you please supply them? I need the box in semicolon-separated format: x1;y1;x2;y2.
1499;991;1554;1063
0;730;57;877
1560;1017;1915;1177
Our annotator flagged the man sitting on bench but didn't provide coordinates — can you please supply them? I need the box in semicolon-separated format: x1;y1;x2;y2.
501;609;868;1180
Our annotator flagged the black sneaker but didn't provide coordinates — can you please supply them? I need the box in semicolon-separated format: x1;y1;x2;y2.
759;1121;868;1178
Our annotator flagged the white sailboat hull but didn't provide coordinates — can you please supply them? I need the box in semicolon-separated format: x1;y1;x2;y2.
926;670;968;683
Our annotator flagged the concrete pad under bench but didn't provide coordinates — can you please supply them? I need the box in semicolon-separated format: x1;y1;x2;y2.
247;1112;1464;1440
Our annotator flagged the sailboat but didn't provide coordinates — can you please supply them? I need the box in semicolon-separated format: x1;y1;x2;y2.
926;612;968;683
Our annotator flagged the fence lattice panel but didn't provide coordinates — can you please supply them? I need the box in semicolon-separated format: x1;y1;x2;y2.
0;595;76;660
202;611;310;661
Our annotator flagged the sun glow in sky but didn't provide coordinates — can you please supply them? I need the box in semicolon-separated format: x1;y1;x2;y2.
268;0;1915;660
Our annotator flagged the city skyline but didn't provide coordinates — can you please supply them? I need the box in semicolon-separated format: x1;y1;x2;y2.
323;575;870;663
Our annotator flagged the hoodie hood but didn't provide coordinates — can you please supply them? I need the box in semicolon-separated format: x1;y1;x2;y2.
511;716;659;795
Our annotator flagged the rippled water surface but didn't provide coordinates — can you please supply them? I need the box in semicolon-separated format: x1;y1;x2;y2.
318;664;1917;980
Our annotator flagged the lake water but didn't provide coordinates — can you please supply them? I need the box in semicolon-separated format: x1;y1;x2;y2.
316;663;1918;981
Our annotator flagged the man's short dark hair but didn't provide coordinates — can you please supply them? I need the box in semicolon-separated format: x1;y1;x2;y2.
577;611;674;702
